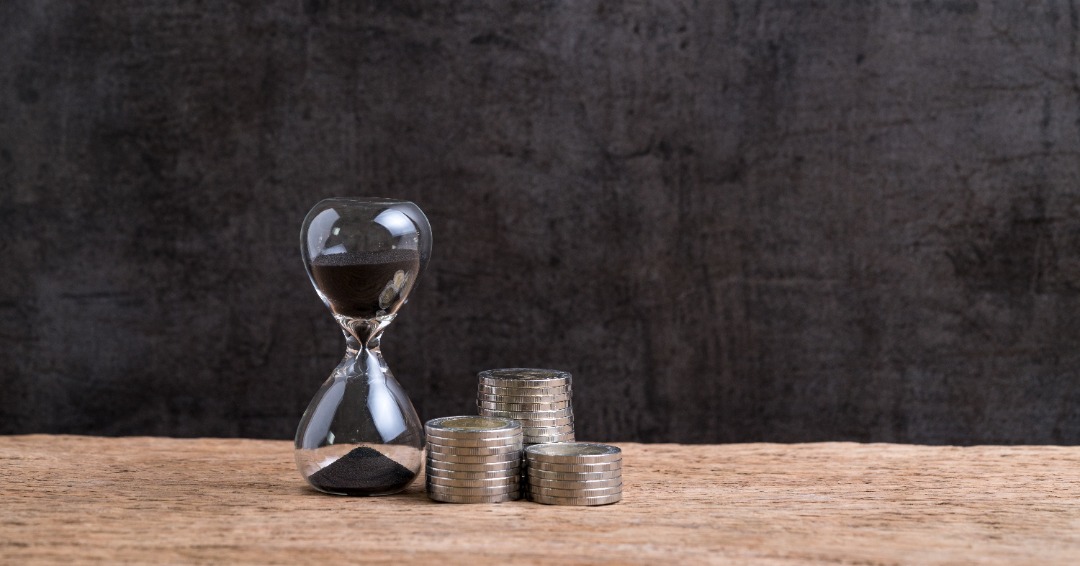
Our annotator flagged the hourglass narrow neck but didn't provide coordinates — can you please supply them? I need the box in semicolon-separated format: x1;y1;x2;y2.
338;314;394;350
344;332;384;355
341;333;387;378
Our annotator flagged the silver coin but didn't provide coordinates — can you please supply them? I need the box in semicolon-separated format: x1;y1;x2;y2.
426;483;522;496
427;443;522;456
528;492;621;506
426;432;522;443
425;432;523;445
520;428;574;437
481;416;574;427
527;476;624;489
524;440;574;448
477;384;570;393
427;451;521;465
477;405;574;415
426;467;521;478
425;466;521;476
523;438;575;446
522;434;576;444
425;440;522;453
477;396;571;403
425;416;520;438
477;390;570;399
478;395;572;405
477;385;572;397
423;459;523;472
425;465;521;479
478;378;572;389
478;368;572;386
475;395;570;408
478;378;571;390
494;422;574;432
526;468;621;481
426;456;521;468
427;450;520;461
425;470;519;482
526;480;623;493
427;450;521;462
477;399;572;411
423;457;520;470
478;407;574;418
427;491;520;504
520;430;573;439
518;422;575;432
527;484;623;497
506;415;576;426
520;424;575;434
525;442;621;463
523;440;575;447
425;433;523;447
519;418;575;427
521;427;576;436
426;475;519;488
423;481;520;494
525;460;620;473
427;476;519;489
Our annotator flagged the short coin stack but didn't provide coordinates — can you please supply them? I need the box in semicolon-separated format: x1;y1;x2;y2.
424;416;523;504
476;368;575;445
524;442;622;506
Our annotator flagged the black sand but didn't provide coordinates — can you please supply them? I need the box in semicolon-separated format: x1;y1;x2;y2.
308;446;416;495
310;249;420;318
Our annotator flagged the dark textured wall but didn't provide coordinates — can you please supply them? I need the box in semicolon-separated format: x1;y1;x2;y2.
2;1;1080;444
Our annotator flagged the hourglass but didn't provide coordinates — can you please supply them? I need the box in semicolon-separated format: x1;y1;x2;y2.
294;197;430;495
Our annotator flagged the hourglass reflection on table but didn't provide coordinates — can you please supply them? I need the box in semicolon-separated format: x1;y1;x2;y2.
295;197;430;495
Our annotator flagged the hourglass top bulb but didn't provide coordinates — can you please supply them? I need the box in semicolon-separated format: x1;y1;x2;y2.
309;249;420;319
302;198;431;322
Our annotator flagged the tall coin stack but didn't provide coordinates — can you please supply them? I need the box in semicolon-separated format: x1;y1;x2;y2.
476;368;575;445
424;416;523;504
524;443;622;506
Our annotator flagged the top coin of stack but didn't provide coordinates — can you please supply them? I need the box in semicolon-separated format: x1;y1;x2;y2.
476;368;575;445
424;416;523;504
524;442;622;506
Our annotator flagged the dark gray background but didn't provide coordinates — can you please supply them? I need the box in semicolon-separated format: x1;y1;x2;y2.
2;0;1079;444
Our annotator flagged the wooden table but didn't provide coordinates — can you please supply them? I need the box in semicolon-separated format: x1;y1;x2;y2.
2;435;1078;564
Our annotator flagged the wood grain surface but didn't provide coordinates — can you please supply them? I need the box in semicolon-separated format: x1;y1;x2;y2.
2;435;1078;564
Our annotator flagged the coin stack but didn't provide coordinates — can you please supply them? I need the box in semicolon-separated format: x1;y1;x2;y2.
476;368;575;445
424;416;523;504
524;442;622;506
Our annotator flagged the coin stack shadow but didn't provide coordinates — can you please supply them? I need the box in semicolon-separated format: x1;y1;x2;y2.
424;416;523;504
475;369;575;445
524;443;623;506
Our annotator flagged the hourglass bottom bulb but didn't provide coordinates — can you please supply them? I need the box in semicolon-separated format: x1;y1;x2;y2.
297;444;422;496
